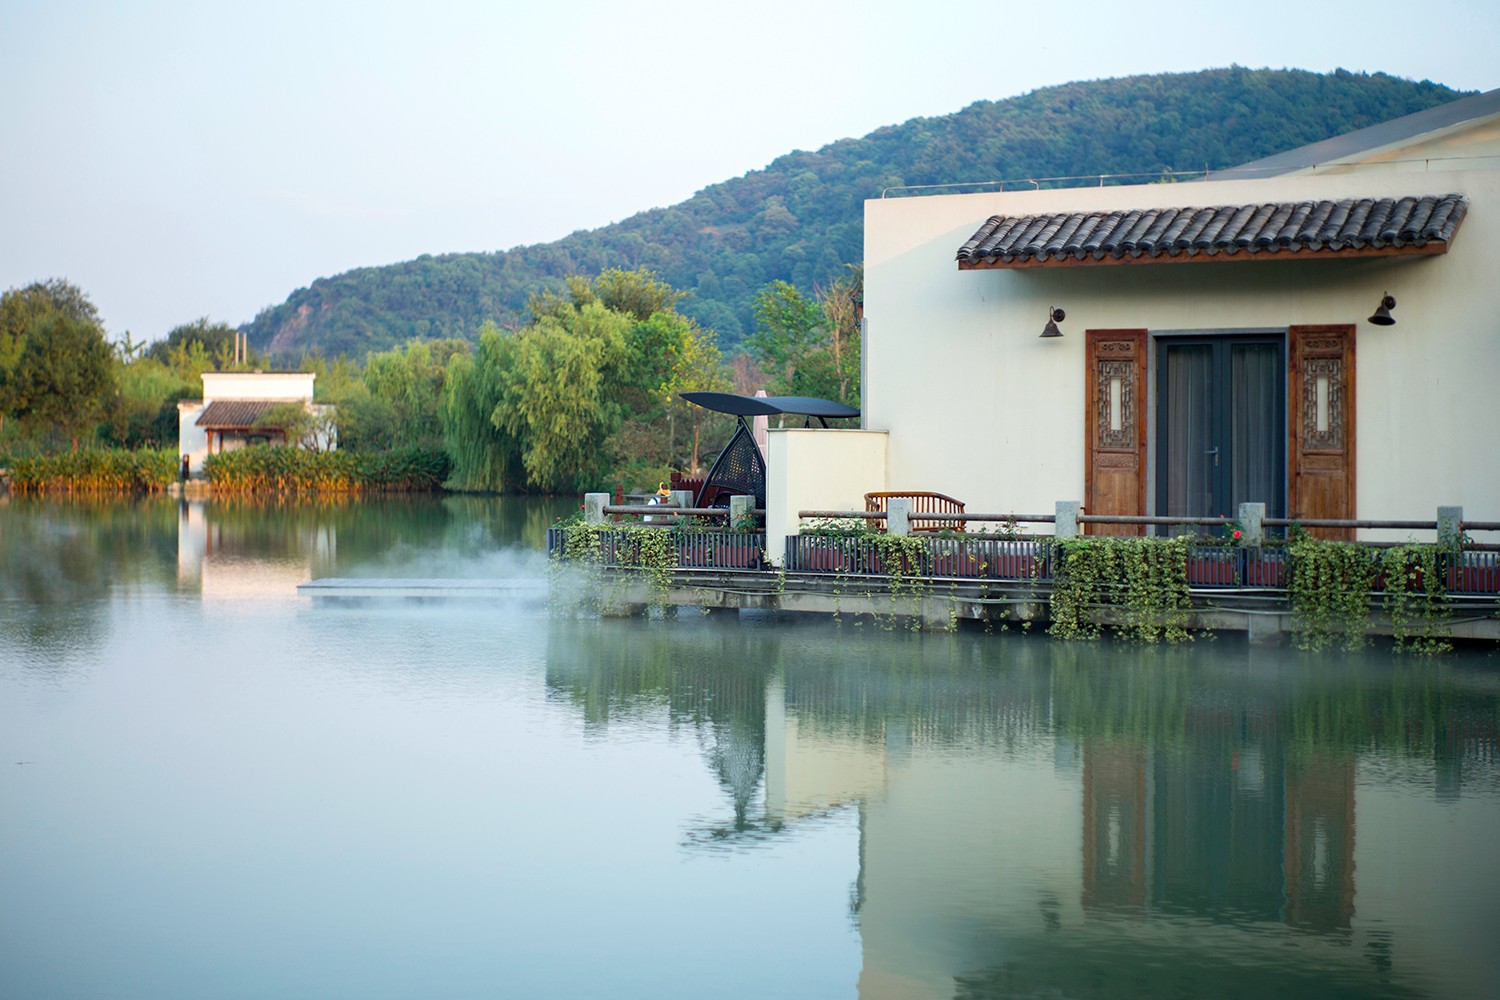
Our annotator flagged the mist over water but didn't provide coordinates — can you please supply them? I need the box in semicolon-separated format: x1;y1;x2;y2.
2;495;1498;999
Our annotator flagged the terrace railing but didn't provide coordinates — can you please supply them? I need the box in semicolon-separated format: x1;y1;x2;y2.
788;503;1500;596
549;495;767;570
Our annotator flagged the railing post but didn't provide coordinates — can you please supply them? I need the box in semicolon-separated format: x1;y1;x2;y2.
1056;500;1081;538
584;492;608;525
1438;505;1464;546
888;496;912;536
729;494;754;527
1238;502;1265;547
670;490;693;511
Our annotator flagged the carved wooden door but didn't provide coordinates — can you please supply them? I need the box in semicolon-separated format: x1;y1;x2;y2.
1084;330;1148;536
1288;325;1356;540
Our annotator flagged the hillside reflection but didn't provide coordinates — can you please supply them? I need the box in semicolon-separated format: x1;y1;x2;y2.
547;620;1500;999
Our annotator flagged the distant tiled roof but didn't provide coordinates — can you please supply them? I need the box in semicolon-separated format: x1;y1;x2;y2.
196;399;295;430
956;194;1468;269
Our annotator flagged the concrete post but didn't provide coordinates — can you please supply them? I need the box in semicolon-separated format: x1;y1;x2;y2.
1237;502;1265;547
729;494;754;527
670;490;693;512
584;492;608;525
1056;500;1081;538
888;496;912;536
1438;505;1464;546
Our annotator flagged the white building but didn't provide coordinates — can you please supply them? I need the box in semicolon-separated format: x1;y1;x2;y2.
177;372;333;475
765;88;1500;558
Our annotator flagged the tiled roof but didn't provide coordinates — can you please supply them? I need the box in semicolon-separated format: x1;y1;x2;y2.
196;399;296;430
956;194;1467;269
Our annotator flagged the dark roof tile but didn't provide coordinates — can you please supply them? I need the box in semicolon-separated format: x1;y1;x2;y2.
957;194;1469;268
196;399;298;430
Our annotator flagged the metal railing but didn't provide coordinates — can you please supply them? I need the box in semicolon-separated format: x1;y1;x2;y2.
547;526;767;570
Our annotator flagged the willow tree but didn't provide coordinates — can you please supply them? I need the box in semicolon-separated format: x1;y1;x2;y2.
364;338;469;449
441;268;731;493
440;324;524;492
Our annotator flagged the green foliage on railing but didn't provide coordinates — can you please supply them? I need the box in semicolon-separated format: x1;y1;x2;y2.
619;528;675;608
1286;537;1379;651
203;446;450;494
1048;536;1193;643
2;447;177;494
1287;536;1459;654
1380;544;1454;655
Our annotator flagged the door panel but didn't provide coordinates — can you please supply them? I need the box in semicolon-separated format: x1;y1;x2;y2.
1085;330;1148;536
1157;335;1285;528
1288;326;1356;540
1161;343;1214;518
1230;343;1282;512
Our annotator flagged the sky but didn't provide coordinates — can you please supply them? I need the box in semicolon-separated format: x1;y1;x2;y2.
2;0;1498;344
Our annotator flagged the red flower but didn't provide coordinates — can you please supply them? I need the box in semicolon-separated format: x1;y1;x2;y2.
1232;530;1242;539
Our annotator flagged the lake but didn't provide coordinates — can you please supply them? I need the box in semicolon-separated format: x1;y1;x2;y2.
2;494;1498;999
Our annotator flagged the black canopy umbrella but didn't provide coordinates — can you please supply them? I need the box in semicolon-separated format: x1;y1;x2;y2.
679;392;859;508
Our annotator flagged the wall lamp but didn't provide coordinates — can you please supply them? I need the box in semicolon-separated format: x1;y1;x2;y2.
1368;292;1396;326
1040;307;1066;338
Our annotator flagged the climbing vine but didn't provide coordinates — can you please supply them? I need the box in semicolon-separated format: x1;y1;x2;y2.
1380;543;1453;654
867;531;933;631
620;526;676;609
1047;536;1193;643
1287;536;1378;652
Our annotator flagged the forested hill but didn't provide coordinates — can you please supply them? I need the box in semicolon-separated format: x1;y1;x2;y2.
244;67;1466;359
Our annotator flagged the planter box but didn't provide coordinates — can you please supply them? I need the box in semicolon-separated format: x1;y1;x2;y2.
863;550;925;576
1448;563;1500;594
991;553;1039;579
675;534;763;569
1187;551;1238;586
1243;554;1286;587
800;542;852;573
933;552;982;577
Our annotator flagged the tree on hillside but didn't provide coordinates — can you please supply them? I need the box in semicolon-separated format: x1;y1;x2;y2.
746;267;861;407
747;281;821;395
0;279;113;444
146;317;258;374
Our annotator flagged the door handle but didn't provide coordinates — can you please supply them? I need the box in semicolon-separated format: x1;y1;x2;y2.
1205;446;1220;468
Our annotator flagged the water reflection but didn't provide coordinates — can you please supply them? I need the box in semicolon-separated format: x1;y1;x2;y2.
546;621;1500;998
3;496;1498;998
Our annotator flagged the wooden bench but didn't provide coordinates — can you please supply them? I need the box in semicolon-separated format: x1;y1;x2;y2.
864;491;967;533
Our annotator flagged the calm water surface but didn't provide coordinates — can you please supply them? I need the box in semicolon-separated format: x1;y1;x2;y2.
2;495;1498;999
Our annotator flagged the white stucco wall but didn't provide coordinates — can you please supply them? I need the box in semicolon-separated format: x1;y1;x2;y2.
178;372;322;474
864;165;1500;540
765;428;888;566
200;372;316;401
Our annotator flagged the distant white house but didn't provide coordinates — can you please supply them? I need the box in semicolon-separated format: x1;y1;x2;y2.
762;87;1500;559
177;372;335;475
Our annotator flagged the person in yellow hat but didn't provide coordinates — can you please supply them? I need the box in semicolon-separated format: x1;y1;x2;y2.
645;482;671;522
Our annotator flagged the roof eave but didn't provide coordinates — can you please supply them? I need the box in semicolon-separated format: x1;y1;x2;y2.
957;240;1456;270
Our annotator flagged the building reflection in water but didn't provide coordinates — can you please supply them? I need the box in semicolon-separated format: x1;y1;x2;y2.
176;499;336;599
546;622;1500;999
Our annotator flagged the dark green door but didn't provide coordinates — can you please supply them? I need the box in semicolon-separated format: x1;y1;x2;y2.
1156;336;1285;523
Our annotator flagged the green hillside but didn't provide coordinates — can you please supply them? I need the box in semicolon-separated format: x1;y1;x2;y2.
244;67;1466;359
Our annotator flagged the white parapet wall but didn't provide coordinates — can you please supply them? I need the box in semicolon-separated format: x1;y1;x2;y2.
765;428;889;566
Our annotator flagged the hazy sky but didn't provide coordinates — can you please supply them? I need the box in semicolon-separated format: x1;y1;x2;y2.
3;0;1497;343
